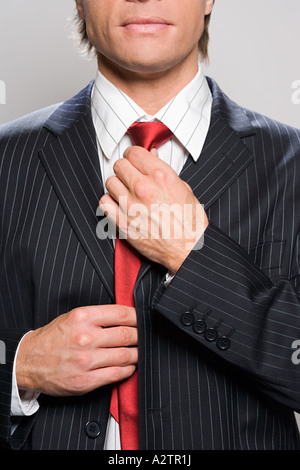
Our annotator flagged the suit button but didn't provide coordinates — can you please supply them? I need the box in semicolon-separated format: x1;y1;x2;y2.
217;336;231;350
181;312;194;326
204;328;218;342
84;421;101;439
193;320;206;334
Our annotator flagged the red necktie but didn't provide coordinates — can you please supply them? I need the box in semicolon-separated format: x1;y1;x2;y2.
110;122;173;450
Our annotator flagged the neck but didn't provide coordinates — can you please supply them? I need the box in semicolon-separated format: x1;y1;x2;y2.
97;52;199;115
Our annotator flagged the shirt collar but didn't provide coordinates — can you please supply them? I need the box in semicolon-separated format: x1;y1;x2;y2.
91;62;212;162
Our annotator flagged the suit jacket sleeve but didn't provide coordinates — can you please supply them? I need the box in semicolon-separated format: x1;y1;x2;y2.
0;330;36;449
152;222;300;412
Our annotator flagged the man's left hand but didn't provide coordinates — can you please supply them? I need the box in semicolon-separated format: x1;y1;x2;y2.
99;146;208;274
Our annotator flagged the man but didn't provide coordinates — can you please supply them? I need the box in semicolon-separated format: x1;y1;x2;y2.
0;0;300;450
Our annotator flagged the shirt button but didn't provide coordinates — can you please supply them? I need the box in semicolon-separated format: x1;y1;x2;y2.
204;328;218;342
180;312;195;326
84;421;101;439
217;336;231;350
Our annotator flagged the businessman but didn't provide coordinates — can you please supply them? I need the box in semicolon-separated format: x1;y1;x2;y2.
1;0;300;450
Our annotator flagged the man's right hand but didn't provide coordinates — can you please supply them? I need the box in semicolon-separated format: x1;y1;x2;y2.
16;305;138;397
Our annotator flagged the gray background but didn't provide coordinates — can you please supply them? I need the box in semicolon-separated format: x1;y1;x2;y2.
0;0;300;427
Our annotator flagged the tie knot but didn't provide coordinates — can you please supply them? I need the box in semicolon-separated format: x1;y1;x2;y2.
127;121;173;151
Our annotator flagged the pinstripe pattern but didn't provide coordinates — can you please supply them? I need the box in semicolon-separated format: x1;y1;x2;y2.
1;78;300;449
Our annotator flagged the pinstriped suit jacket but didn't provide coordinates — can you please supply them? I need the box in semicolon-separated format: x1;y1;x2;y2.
1;78;300;450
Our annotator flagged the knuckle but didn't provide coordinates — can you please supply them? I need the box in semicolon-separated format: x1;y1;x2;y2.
69;375;89;395
116;305;130;323
99;193;111;207
119;326;131;346
152;167;168;184
133;179;148;199
110;367;124;383
104;176;113;190
129;147;141;160
114;158;127;172
117;348;131;366
74;351;89;369
69;307;89;325
74;332;93;348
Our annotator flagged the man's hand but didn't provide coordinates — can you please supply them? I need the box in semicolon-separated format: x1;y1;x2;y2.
16;305;138;396
99;146;209;274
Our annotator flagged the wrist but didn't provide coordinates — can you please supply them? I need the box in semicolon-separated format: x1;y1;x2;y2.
15;330;40;392
165;220;209;274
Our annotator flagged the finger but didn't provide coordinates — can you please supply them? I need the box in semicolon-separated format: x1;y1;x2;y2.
124;145;175;177
113;156;144;190
88;304;138;328
150;148;159;157
90;346;138;370
87;364;137;390
71;305;137;330
100;191;131;218
99;193;131;240
123;145;154;175
99;192;119;221
98;325;138;348
105;175;129;202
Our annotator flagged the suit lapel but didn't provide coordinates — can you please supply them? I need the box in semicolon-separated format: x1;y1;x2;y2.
39;83;115;301
179;112;254;210
180;77;255;210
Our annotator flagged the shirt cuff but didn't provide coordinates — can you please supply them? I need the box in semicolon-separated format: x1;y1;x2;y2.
164;271;175;287
11;332;40;416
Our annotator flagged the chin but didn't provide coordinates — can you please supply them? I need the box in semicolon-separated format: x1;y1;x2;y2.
97;47;185;79
120;52;180;75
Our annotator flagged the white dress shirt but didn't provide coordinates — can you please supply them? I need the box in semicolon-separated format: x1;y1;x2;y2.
11;61;212;449
91;63;212;183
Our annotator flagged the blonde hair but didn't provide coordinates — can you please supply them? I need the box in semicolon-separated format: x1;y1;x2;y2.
199;12;213;62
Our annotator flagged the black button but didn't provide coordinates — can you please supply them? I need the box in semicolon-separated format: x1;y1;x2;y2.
193;320;206;334
181;312;194;326
84;421;101;439
204;328;218;342
217;336;231;350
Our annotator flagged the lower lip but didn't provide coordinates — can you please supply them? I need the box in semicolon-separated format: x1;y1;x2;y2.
123;23;170;34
